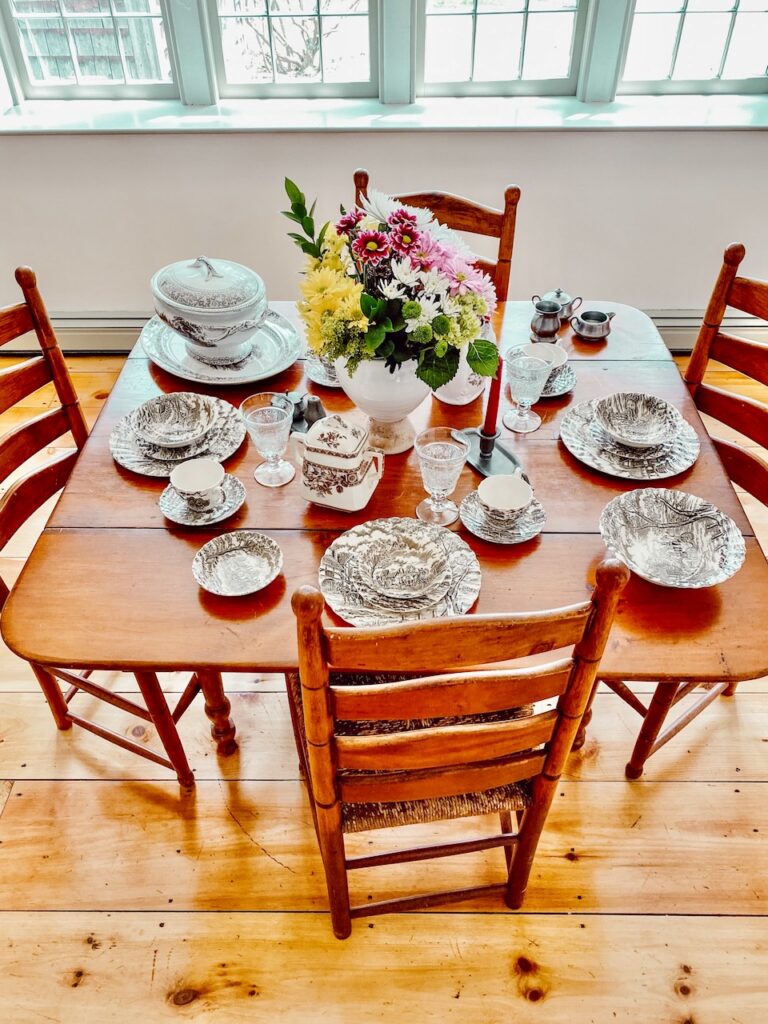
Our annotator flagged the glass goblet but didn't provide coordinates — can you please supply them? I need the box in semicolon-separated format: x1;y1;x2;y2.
414;427;470;527
502;351;551;434
240;393;295;487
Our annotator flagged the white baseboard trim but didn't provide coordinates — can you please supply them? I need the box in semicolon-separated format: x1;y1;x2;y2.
3;311;767;355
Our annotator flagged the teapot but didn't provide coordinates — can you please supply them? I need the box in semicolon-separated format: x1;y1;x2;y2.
541;287;582;324
295;414;384;512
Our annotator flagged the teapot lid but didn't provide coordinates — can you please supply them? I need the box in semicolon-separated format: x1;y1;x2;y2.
304;414;369;460
541;287;572;305
151;256;265;313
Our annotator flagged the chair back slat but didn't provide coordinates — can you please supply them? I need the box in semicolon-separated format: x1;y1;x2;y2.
331;660;571;722
353;169;521;302
695;383;768;449
711;333;768;389
339;751;547;805
0;357;53;417
324;603;592;674
0;303;35;346
0;407;72;488
0;449;77;553
713;439;768;506
335;710;558;772
729;276;768;321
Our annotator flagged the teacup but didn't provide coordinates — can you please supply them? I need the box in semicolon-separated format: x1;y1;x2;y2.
513;342;567;382
477;470;533;520
570;310;616;341
170;458;225;511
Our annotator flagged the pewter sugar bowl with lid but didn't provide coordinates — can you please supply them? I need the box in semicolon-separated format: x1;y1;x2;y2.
295;414;384;512
151;256;268;367
541;287;582;324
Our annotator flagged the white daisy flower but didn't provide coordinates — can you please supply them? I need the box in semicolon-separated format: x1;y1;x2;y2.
430;222;477;261
418;268;450;297
360;188;435;231
379;280;406;300
404;295;442;332
391;259;421;288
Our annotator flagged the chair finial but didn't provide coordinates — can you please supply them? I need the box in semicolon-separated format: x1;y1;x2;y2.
15;266;37;289
724;243;746;267
292;585;325;620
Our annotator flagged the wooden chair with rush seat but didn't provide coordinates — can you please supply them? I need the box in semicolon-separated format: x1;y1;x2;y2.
353;168;521;302
0;266;207;789
287;558;628;938
581;243;768;779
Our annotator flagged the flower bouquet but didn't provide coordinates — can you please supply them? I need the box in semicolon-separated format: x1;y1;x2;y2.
282;178;499;392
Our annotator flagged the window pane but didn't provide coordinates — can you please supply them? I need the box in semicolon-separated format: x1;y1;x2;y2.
721;12;768;78
426;1;473;11
632;0;682;9
61;0;112;12
477;0;525;10
218;0;267;13
672;12;730;78
268;0;316;12
623;13;679;79
522;11;574;79
321;0;368;11
424;13;473;81
321;14;369;82
686;0;735;10
271;16;321;82
220;16;273;82
113;0;165;13
474;13;523;81
118;17;171;81
68;17;123;82
17;17;76;82
11;1;60;12
527;0;577;8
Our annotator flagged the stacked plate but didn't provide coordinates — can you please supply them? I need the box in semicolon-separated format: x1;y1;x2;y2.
319;518;481;627
110;392;246;478
559;393;699;480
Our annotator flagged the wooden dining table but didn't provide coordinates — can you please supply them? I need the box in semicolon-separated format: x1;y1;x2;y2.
3;300;767;755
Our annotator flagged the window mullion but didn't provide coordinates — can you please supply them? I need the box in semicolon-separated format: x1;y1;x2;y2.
379;0;415;104
164;0;218;105
0;11;23;106
716;2;740;81
576;0;635;103
668;0;691;81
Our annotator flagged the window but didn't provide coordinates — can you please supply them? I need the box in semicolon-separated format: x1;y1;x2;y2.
418;0;587;96
1;0;767;106
621;0;768;94
208;0;377;97
0;0;176;97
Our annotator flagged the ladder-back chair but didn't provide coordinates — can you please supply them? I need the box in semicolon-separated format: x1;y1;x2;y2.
0;267;202;788
353;168;521;302
288;558;628;938
590;244;768;779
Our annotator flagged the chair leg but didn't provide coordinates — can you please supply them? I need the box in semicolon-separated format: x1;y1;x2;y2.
31;663;71;730
505;780;553;910
284;675;309;780
499;809;515;871
572;678;600;751
625;682;679;780
133;671;195;790
316;804;352;939
197;669;238;756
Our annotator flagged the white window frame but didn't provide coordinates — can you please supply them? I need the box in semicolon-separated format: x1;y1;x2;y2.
415;0;591;99
0;0;765;108
618;0;768;97
206;0;379;100
0;0;180;99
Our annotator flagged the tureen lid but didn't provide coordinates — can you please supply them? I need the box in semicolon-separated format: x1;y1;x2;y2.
542;287;573;306
304;414;369;460
151;256;265;313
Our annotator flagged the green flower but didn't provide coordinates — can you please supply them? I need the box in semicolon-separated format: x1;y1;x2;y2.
432;314;450;336
402;300;422;320
411;324;433;344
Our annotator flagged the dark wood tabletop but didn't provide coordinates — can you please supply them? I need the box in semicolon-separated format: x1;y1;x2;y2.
3;300;767;683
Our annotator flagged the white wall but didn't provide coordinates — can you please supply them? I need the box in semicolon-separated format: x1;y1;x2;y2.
1;129;767;315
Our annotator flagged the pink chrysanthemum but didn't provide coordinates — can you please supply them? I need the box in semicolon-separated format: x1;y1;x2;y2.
408;232;447;272
335;208;364;235
351;230;390;265
387;207;418;229
390;224;420;257
443;256;485;296
469;271;498;316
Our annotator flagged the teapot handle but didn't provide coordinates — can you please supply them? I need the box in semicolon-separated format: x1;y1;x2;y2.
569;315;580;330
570;296;582;313
369;447;385;480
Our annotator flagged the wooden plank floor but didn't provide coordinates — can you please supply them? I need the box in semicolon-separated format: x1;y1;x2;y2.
0;355;766;1022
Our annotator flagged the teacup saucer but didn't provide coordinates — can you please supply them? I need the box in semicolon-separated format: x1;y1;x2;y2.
159;474;246;526
542;363;576;398
459;490;546;544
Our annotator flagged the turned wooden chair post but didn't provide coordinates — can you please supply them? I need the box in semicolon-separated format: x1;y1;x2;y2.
353;168;521;302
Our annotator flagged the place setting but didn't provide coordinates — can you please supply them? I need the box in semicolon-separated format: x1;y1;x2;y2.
559;391;700;480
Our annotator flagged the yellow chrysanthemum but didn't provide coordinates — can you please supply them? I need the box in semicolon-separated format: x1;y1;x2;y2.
298;263;365;354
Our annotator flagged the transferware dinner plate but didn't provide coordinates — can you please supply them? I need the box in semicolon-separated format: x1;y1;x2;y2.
141;308;302;386
319;518;481;627
599;488;745;588
192;531;283;596
110;396;245;478
459;490;546;545
559;399;699;480
159;474;246;527
130;392;217;449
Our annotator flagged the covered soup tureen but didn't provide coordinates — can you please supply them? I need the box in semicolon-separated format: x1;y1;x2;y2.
295;414;384;512
151;256;268;366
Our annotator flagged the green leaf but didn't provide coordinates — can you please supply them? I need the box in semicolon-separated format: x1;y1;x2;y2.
301;216;315;237
285;178;304;205
466;338;499;377
416;346;460;391
281;210;304;225
317;222;329;249
309;198;316;219
292;202;307;219
360;292;377;319
364;324;387;353
379;338;395;359
300;241;320;257
373;298;389;321
380;317;394;332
